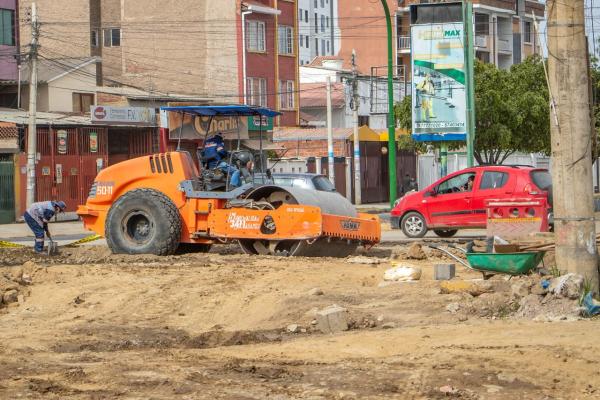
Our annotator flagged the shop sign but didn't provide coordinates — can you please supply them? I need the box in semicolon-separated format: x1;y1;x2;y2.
70;167;78;176
167;113;249;141
57;130;68;154
91;106;156;126
42;166;50;176
55;164;63;184
89;131;98;153
248;115;273;131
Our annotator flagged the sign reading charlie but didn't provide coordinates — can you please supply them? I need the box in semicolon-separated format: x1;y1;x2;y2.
167;105;249;141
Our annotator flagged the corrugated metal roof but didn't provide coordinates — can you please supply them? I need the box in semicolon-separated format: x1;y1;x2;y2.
300;83;346;108
0;57;99;85
0;108;153;127
273;127;353;141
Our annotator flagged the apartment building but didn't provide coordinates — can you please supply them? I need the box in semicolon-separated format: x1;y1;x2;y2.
297;0;338;65
242;0;300;126
17;0;298;125
336;0;544;82
0;0;19;107
396;0;544;75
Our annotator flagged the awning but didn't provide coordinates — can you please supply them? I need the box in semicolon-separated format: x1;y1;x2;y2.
242;139;285;151
379;128;411;142
242;1;281;15
161;105;281;118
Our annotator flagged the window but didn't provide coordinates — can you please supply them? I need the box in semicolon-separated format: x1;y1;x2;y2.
326;40;330;53
305;10;308;22
278;25;294;55
103;28;121;47
305;35;310;48
72;93;95;113
314;0;318;7
480;171;509;190
299;8;303;20
321;39;326;54
246;20;266;52
474;13;489;35
279;80;295;109
315;38;319;55
327;16;330;28
90;30;99;47
246;77;267;107
321;15;325;32
530;170;552;190
523;21;532;43
436;172;476;195
0;8;15;46
321;0;325;7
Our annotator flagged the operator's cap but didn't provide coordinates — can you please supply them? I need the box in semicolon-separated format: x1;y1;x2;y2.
53;201;67;211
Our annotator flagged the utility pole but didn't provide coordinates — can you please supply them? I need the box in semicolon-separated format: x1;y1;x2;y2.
351;49;361;205
26;2;39;208
547;0;599;292
326;76;335;186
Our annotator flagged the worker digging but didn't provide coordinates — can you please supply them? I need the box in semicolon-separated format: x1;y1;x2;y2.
22;200;66;254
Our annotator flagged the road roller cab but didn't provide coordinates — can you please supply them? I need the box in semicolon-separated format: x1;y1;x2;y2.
77;105;380;256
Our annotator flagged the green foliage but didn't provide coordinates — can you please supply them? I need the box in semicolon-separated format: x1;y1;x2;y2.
394;56;551;164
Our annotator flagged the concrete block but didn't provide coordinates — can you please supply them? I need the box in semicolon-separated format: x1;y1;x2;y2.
434;263;456;280
316;305;348;334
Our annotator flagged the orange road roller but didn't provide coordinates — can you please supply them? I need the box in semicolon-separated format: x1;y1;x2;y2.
77;106;380;257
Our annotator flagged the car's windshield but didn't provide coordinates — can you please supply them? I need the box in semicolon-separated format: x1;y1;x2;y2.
530;170;552;190
273;176;311;189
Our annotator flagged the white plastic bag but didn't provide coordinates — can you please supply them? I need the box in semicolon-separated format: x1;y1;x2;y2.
384;264;422;281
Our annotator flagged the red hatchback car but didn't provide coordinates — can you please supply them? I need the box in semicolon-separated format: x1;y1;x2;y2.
390;165;552;238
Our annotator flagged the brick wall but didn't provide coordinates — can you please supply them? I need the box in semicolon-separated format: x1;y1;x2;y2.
276;139;348;158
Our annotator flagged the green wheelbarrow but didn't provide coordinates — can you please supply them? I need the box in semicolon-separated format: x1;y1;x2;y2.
427;244;546;279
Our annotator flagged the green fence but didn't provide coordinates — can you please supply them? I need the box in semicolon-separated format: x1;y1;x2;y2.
0;161;15;224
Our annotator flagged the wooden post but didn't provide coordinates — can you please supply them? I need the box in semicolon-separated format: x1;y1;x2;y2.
547;0;599;292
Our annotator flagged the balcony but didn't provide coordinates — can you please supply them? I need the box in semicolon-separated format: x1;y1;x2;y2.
397;35;411;52
498;38;512;53
475;35;488;48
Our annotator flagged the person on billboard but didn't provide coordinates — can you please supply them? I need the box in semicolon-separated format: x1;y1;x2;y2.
416;74;436;120
23;201;66;252
199;133;241;187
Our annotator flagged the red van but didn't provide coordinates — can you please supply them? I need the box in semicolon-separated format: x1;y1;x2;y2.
390;165;552;238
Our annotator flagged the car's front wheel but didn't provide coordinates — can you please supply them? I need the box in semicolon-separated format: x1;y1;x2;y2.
433;229;458;238
401;211;428;238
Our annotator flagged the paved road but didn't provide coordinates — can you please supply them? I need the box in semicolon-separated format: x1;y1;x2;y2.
0;219;486;248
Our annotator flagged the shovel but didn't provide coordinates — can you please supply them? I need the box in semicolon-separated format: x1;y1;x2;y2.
46;232;58;256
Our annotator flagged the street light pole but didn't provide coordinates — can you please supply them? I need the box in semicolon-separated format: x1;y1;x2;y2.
381;0;397;208
462;0;476;167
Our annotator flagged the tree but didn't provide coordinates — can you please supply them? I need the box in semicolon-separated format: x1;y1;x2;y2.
394;56;550;164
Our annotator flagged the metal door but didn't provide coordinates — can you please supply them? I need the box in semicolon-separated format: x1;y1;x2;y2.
0;160;15;223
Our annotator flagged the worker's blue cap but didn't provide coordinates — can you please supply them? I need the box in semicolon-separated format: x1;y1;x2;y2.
53;201;67;211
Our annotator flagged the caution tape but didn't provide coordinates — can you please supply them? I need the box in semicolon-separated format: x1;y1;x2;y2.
0;240;26;248
65;234;103;247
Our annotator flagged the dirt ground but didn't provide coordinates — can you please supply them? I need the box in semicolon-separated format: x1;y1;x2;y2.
0;244;599;399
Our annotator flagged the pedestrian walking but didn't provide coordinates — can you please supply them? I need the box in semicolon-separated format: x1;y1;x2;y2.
23;201;66;252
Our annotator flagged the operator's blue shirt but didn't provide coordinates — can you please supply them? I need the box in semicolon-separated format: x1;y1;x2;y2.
203;135;228;169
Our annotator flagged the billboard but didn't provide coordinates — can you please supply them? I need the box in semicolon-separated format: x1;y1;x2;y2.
411;23;467;142
91;106;156;126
